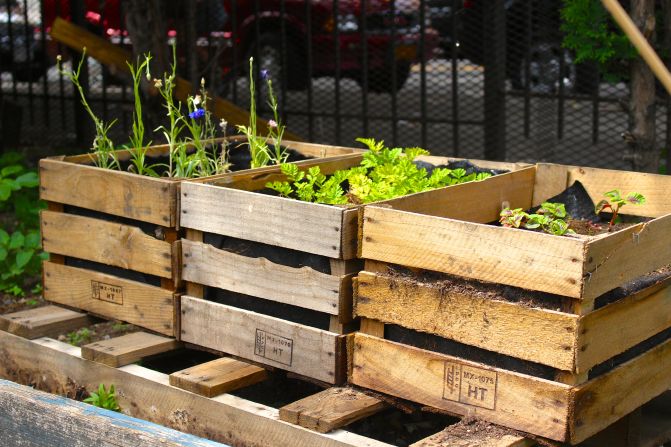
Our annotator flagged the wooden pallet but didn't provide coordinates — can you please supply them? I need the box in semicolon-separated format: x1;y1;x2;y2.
179;156;526;384
39;139;362;336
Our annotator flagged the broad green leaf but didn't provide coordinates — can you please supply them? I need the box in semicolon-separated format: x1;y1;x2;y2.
15;249;34;269
9;232;25;249
1;165;23;177
0;183;11;201
0;229;9;245
0;246;7;261
15;172;39;188
24;231;41;249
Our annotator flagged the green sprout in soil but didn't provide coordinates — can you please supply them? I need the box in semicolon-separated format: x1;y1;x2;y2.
595;190;646;229
84;383;120;412
500;202;575;236
66;327;92;346
266;138;492;205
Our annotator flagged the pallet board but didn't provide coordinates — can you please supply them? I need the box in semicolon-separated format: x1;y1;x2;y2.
0;305;92;340
359;163;671;301
81;332;181;367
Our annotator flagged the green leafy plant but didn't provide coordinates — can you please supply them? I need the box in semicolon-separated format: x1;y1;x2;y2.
84;384;120;412
66;327;92;346
595;190;646;228
500;202;575;236
267;138;492;205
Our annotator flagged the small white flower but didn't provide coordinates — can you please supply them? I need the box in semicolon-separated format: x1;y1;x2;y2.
153;78;163;88
200;77;206;88
193;95;202;106
56;54;62;62
268;120;277;128
219;119;228;129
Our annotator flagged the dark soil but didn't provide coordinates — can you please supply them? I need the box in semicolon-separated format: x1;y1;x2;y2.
54;320;139;347
421;417;519;446
0;289;45;315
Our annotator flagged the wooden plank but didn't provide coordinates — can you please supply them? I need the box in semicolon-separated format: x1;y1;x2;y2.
582;213;671;300
415;155;530;174
532;163;569;207
0;331;391;447
0;380;227;447
180;296;341;384
577;276;671;373
359;318;385;338
50;17;303;142
181;240;342;315
41;210;173;278
360;206;586;298
410;428;533;447
0;305;91;339
279;387;385;433
169;357;267;397
350;333;572;442
571;337;671;444
43;261;177;336
81;332;180;367
180;183;345;258
354;271;579;371
340;208;360;260
40;158;177;226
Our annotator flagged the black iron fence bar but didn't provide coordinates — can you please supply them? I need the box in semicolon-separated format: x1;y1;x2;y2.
99;1;109;123
54;0;67;129
21;0;34;123
39;0;49;127
304;0;315;141
390;0;398;146
361;0;369;138
279;0;287;121
6;0;18;99
231;0;239;104
523;1;531;139
591;80;600;145
450;0;460;156
332;0;342;144
280;109;484;126
557;39;566;140
419;0;427;149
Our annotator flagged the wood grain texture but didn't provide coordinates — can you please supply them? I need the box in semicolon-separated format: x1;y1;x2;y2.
350;334;571;441
0;331;391;447
40;158;177;226
43;261;177;336
81;332;180;367
572;337;671;444
0;380;226;447
360;206;586;298
279;387;385;433
169;357;267;397
410;428;533;447
582;214;671;300
354;272;579;371
180;183;346;257
0;305;91;339
415;155;530;174
181;240;342;315
532;163;569;207
350;333;572;441
41;210;173;278
180;296;342;383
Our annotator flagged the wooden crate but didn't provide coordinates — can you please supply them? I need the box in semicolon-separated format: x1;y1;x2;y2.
179;156;526;384
40;139;362;336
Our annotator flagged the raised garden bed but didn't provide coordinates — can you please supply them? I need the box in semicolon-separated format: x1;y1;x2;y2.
39;138;361;336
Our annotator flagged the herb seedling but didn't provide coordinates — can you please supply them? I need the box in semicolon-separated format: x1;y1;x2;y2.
500;202;575;236
84;384;120;412
66;327;92;346
595;190;646;229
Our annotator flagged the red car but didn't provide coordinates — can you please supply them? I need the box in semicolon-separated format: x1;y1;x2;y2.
38;0;437;93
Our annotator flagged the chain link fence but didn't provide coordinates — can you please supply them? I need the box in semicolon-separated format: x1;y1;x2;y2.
1;0;669;171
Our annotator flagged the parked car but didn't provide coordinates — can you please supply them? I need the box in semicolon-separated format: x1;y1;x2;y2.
18;0;437;93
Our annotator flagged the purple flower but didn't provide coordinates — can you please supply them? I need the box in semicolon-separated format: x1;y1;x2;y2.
189;108;205;119
260;69;270;81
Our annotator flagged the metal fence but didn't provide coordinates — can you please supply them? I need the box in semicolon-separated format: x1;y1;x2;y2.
1;0;669;171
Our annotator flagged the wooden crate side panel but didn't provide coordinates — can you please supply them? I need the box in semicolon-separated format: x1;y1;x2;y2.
355;272;579;370
582;214;671;300
373;168;535;224
577;278;671;373
181;240;342;315
532;164;570;207
350;334;571;441
572;337;671;444
282;140;364;157
43;261;176;336
415;155;531;173
360;206;586;298
180;296;341;383
568;166;671;218
180;183;345;258
41;210;173;278
39;158;176;226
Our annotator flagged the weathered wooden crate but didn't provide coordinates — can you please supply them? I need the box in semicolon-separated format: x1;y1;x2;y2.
39;139;362;337
179;155;526;384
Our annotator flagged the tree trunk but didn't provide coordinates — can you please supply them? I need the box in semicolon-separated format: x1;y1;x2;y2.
628;0;658;172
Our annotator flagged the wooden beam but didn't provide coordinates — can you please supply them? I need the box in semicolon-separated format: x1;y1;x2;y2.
49;17;303;142
279;387;385;433
0;379;226;447
169;357;267;397
0;305;91;339
410;427;533;447
81;332;180;367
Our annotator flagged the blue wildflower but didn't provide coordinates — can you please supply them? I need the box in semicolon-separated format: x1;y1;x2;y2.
260;69;270;81
189;108;205;119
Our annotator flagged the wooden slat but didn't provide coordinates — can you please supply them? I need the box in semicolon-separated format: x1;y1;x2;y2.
169;357;267;397
50;17;303;142
415;155;530;174
410;428;533;447
180;296;342;384
582;213;671;300
532;163;569;207
41;210;173;278
40;158;177;226
181;240;342;315
81;332;180;367
354;271;579;371
571;336;671;444
0;380;226;447
180;183;346;258
279;387;385;433
360;205;586;298
0;331;391;447
350;333;572;442
577;276;671;373
0;305;91;339
43;261;177;336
